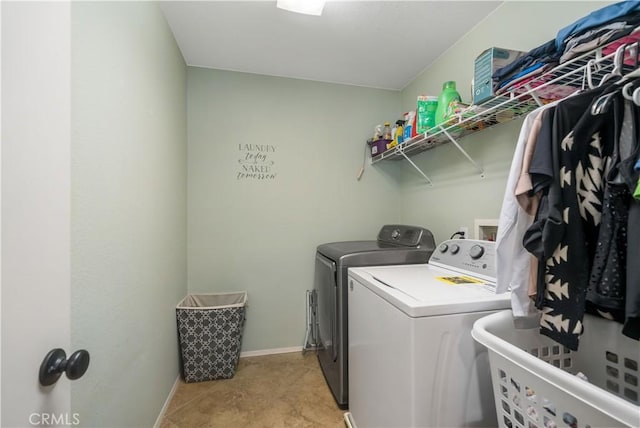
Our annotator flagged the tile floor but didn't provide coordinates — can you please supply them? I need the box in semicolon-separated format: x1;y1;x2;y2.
160;351;346;427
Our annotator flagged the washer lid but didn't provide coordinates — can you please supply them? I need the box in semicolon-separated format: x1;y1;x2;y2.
349;264;511;318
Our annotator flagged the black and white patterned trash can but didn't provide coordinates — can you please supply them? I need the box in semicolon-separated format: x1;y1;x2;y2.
176;292;247;383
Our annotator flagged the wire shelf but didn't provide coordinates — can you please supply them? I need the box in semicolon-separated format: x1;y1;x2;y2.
371;42;637;165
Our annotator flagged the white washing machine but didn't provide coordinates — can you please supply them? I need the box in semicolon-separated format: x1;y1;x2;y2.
345;239;511;428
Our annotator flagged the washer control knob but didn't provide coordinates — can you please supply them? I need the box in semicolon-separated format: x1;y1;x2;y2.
439;243;448;253
450;244;460;255
391;229;401;240
469;245;485;259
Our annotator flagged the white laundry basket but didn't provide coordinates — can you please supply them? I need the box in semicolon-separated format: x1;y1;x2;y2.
472;310;639;428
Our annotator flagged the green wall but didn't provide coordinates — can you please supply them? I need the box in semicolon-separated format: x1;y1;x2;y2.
187;68;402;352
70;2;187;426
398;1;614;242
186;1;618;352
61;3;623;425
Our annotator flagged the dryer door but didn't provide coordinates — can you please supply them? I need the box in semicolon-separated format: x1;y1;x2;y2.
315;252;337;361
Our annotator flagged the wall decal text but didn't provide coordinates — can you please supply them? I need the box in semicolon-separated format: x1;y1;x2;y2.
237;144;277;180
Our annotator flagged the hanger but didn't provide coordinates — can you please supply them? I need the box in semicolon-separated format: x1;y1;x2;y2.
609;42;640;87
622;73;640;102
621;80;640;106
591;91;618;115
618;43;640;105
585;59;597;89
623;81;636;100
592;43;640;114
598;44;626;87
618;63;640;84
633;86;640;107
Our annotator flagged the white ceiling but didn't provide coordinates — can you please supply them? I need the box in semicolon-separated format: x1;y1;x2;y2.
160;1;502;90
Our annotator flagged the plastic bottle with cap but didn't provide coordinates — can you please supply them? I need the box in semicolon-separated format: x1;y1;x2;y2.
382;122;392;140
434;81;462;126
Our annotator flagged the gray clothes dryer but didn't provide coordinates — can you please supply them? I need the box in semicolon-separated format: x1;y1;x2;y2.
313;224;435;409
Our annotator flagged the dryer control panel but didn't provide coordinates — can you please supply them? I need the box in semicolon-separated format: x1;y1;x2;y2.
428;239;497;283
377;224;435;250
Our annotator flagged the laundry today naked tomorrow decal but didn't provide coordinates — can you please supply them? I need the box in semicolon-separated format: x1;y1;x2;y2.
237;144;277;180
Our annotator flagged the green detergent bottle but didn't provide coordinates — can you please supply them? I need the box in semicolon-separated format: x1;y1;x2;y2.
434;81;462;126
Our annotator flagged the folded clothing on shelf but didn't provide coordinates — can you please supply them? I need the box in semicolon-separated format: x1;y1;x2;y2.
602;26;640;65
496;67;577;102
492;40;558;84
491;2;640;98
555;1;640;52
560;20;635;63
560;12;640;64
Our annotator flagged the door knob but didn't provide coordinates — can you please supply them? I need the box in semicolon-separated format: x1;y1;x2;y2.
39;348;90;386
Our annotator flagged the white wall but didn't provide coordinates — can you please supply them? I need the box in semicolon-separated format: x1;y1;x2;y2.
70;3;187;426
398;1;614;242
187;67;403;352
2;3;71;426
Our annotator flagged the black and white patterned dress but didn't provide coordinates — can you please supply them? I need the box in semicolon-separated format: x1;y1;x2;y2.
535;86;619;350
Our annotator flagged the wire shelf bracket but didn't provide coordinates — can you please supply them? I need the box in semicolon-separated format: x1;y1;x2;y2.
439;125;485;178
398;149;434;186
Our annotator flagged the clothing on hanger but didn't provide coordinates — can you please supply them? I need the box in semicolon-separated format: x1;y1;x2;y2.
617;99;640;339
586;100;636;323
497;106;547;327
508;76;640;349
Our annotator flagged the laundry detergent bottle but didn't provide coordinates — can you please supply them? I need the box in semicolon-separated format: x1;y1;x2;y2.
434;81;461;126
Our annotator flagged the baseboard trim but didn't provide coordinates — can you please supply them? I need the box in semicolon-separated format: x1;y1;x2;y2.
153;374;180;428
239;346;302;358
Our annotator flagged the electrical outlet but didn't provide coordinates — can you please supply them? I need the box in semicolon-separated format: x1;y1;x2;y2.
459;226;468;239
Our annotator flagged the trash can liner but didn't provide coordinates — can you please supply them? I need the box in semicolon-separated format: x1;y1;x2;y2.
177;292;247;309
